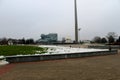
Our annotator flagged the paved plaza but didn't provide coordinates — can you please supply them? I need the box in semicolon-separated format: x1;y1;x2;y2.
0;51;120;80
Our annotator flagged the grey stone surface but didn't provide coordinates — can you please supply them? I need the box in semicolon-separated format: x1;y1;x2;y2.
6;50;117;63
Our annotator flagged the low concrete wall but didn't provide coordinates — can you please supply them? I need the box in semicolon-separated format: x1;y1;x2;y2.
88;45;120;49
6;50;117;63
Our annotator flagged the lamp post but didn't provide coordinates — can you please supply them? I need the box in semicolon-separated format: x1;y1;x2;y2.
74;0;78;43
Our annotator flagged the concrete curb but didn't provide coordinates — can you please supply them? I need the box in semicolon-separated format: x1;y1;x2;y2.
6;50;117;63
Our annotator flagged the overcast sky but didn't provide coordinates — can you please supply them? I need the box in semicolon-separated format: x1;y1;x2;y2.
0;0;120;40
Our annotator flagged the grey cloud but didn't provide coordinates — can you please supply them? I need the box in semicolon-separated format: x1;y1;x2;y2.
0;0;120;40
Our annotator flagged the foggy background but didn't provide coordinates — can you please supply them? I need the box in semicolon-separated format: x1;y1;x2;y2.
0;0;120;40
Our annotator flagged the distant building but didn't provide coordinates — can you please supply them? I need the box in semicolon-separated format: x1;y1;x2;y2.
8;40;13;45
82;40;91;44
62;37;73;43
65;38;73;43
37;33;58;44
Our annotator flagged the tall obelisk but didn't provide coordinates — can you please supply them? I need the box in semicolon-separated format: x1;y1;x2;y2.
74;0;78;43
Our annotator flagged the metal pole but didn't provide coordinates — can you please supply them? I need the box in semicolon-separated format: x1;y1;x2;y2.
74;0;78;43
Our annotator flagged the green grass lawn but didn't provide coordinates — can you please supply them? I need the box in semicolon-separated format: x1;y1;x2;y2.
0;45;47;56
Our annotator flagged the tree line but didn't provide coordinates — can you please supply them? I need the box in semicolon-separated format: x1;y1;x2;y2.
0;38;35;45
93;32;120;44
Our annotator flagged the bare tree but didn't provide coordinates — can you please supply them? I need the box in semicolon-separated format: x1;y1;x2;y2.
106;32;118;43
93;36;101;43
0;37;8;45
116;36;120;43
101;37;107;43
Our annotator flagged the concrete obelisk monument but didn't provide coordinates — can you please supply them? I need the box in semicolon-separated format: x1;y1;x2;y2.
74;0;78;43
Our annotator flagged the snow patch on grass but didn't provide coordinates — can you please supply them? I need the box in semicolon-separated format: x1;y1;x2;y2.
0;45;108;66
39;45;108;54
